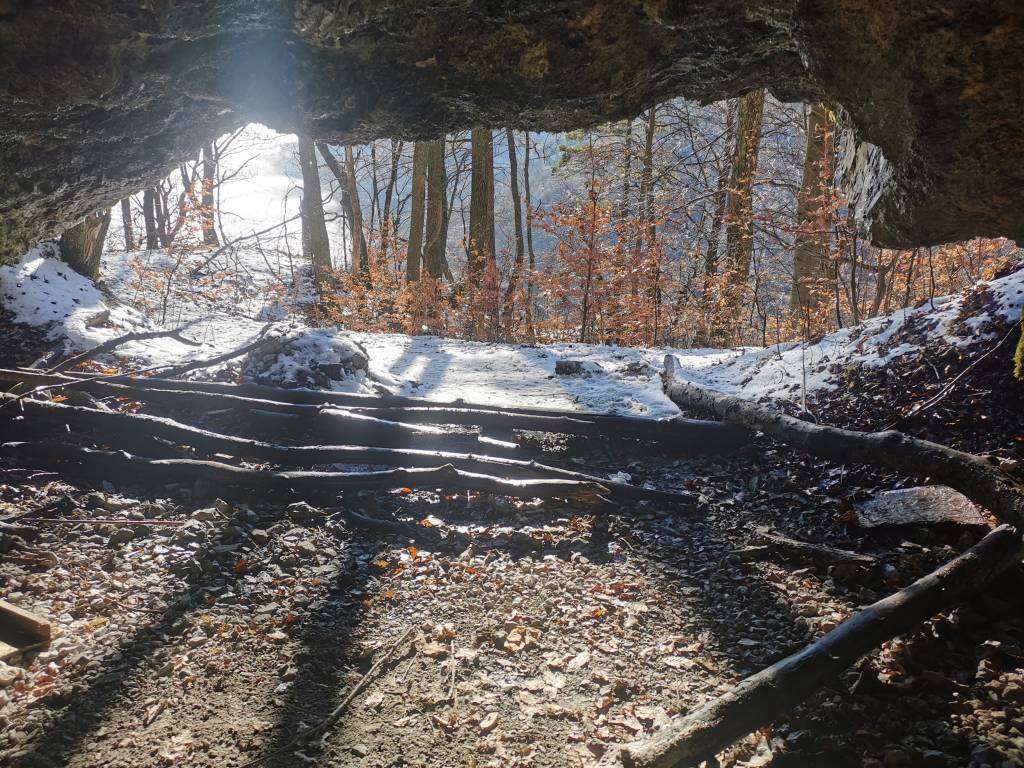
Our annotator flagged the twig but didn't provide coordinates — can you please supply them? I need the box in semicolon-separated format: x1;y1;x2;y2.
107;598;167;615
447;639;457;706
887;320;1022;429
45;326;201;374
157;323;275;378
30;518;188;526
240;626;414;767
189;215;303;277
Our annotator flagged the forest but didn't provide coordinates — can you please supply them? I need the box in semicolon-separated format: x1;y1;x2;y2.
2;3;1024;768
83;93;1018;353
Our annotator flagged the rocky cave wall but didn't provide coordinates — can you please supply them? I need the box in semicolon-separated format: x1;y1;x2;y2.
0;0;1021;262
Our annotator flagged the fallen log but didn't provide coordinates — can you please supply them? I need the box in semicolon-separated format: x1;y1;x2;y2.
619;524;1023;768
0;442;610;502
1;395;690;503
0;367;750;450
662;355;1024;527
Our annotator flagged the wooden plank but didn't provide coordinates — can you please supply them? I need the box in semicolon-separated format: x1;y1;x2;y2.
0;600;50;660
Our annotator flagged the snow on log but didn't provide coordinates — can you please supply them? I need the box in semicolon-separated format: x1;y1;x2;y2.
1;394;691;504
662;355;1024;527
0;368;751;451
619;524;1023;768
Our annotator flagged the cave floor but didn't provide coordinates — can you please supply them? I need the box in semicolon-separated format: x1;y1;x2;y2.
2;430;1023;768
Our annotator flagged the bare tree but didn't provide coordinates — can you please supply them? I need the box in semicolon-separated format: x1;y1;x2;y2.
298;136;332;286
723;89;766;327
468;128;495;281
406;142;427;281
790;103;835;313
120;197;134;251
502;129;526;334
201;143;219;246
142;189;159;249
423;138;448;280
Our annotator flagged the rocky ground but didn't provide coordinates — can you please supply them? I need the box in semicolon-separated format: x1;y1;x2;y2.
3;313;1024;767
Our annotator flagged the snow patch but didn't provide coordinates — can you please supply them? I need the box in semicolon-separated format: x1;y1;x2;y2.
0;242;150;355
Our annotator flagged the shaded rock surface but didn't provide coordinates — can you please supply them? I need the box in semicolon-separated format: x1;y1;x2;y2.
0;1;1022;259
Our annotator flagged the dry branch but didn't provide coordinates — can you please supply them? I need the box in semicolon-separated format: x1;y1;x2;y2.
1;394;691;503
662;355;1024;526
0;442;609;502
747;528;876;567
45;327;201;374
156;323;274;378
620;524;1023;768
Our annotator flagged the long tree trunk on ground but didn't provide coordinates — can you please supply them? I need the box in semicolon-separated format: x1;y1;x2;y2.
723;88;766;331
298;136;332;287
790;102;836;314
120;197;134;251
344;145;369;277
502;128;526;336
468;128;496;281
621;524;1023;768
406;142;427;281
423;137;448;280
663;356;1024;526
142;189;158;249
59;211;111;279
523;131;537;341
201;143;219;246
380;140;401;263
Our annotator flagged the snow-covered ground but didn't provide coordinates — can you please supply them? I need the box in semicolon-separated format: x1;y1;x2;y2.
3;241;1023;415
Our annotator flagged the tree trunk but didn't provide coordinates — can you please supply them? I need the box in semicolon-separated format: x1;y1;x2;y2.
621;118;633;220
142;189;158;249
406;142;427;281
59;211;111;279
298;136;332;287
423;137;448;280
344;145;369;276
639;106;656;248
201;143;219;246
316;142;364;276
468;127;495;281
153;186;169;247
704;99;737;288
723;89;766;325
381;140;401;262
790;102;835;313
502;128;526;335
523;131;537;341
120;197;134;251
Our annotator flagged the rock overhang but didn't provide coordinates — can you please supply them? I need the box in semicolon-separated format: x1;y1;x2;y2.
0;0;1021;260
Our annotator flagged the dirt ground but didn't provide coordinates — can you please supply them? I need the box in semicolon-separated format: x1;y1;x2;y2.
4;326;1024;768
